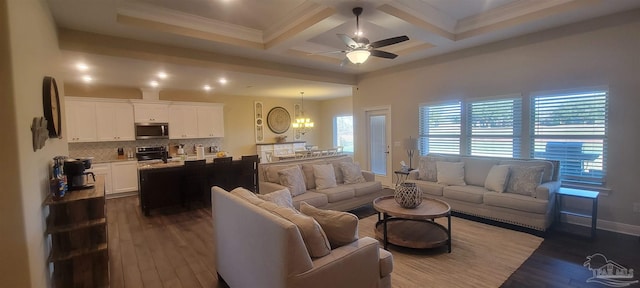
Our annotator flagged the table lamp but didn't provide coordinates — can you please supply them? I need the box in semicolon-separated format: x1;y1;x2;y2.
403;136;418;170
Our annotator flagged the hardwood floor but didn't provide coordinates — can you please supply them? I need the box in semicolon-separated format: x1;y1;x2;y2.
108;196;639;288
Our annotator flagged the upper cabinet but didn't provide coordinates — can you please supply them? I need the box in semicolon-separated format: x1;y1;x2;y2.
95;102;135;141
169;103;224;139
133;103;169;123
197;105;224;138
169;105;198;139
66;99;97;142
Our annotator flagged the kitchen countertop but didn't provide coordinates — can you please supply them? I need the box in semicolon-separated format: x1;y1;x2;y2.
137;155;231;170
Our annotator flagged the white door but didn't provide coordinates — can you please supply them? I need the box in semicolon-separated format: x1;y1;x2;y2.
365;107;392;187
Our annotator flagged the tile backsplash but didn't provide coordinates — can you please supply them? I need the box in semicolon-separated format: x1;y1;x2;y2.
69;138;224;161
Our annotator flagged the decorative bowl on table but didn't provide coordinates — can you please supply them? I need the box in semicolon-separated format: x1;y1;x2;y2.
394;182;422;208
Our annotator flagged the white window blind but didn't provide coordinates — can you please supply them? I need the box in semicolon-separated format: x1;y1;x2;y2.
531;90;608;185
418;102;461;154
466;98;522;157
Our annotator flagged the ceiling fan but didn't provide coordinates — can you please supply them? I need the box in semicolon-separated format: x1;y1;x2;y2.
334;7;409;65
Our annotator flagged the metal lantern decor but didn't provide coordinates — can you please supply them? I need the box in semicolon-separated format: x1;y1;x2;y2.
394;182;422;208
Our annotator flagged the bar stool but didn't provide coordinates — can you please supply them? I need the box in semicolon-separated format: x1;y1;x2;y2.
182;159;207;208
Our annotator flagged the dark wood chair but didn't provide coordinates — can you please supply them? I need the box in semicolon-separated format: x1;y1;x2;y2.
241;155;259;193
214;157;233;163
182;159;207;208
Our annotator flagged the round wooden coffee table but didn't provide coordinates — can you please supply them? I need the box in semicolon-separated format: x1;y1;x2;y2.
373;195;451;252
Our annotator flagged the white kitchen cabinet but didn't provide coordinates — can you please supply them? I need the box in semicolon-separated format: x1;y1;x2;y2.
197;105;224;138
169;105;199;139
111;161;139;193
133;103;169;123
95;102;135;141
86;163;112;195
65;99;97;142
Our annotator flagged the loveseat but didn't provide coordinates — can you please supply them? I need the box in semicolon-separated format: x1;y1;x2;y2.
211;186;393;288
258;155;392;211
406;154;561;231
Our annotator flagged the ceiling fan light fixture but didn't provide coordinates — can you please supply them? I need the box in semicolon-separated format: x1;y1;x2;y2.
346;49;371;64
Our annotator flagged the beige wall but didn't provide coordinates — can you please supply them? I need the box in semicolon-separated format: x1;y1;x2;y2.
1;0;69;286
318;96;353;149
354;10;640;227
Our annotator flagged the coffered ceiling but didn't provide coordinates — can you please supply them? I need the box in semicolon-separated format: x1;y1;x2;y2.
47;0;640;99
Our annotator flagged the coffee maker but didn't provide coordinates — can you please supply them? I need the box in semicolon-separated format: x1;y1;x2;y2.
63;158;96;190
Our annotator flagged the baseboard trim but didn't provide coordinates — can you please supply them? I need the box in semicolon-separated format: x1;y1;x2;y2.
564;214;640;236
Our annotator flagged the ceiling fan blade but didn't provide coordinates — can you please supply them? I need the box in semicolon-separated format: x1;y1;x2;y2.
308;50;346;55
337;34;358;49
370;35;409;49
340;57;351;67
371;50;398;59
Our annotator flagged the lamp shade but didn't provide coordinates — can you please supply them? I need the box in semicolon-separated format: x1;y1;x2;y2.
403;137;418;151
346;49;371;64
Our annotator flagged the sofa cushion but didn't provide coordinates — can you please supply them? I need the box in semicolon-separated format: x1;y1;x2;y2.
484;165;511;193
313;164;338;190
437;161;466;186
378;248;393;277
443;185;488;204
408;180;445;196
327;157;354;184
340;162;366;184
418;154;459;181
314;186;355;203
463;157;499;186
268;205;332;258
278;166;307;197
257;188;295;209
483;192;549;214
499;159;555;182
348;181;383;197
292;191;328;209
265;164;300;183
300;160;326;190
506;166;544;196
299;202;359;248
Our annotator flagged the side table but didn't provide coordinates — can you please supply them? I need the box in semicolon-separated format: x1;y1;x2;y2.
555;187;599;239
393;170;410;185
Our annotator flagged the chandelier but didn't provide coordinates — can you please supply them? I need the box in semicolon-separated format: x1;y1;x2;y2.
292;92;314;134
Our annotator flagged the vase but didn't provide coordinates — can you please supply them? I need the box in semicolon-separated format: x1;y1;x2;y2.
394;182;422;208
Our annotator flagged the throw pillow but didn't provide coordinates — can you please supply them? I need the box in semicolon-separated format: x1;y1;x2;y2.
506;166;544;197
313;164;338;190
484;165;511;193
257;188;295;209
270;205;331;258
436;161;466;186
340;162;366;184
278;166;307;197
418;156;438;181
299;202;359;248
328;157;353;184
300;163;318;190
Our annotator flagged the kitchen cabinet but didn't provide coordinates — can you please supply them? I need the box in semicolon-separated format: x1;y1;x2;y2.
133;102;169;123
111;161;138;193
169;105;199;139
87;163;112;195
65;99;97;142
95;101;135;141
45;176;108;287
197;105;225;137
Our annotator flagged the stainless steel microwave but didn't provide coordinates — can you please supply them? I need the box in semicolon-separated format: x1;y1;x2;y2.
135;123;169;139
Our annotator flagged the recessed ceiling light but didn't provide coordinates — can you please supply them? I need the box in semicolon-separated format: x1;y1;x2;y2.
149;80;159;87
82;75;92;83
76;63;89;71
219;78;227;84
203;85;212;91
157;72;168;79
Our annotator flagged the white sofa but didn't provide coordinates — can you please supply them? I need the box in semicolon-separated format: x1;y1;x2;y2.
406;154;561;231
258;155;392;211
211;186;393;288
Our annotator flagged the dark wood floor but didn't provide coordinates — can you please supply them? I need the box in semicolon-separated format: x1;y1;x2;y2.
108;196;639;288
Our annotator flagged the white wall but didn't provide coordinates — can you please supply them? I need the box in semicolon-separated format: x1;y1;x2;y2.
1;0;68;286
354;10;640;227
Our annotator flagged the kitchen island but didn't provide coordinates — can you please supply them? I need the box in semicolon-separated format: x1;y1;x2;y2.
138;157;257;215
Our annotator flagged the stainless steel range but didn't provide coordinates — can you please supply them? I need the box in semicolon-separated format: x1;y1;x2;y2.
136;146;169;162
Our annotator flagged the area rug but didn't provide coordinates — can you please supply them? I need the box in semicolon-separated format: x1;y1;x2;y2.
358;215;543;288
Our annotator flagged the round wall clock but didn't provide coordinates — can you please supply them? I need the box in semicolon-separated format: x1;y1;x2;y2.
267;106;291;134
42;76;62;138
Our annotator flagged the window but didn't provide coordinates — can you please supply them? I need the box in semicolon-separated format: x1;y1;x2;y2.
466;97;522;158
531;89;608;186
334;115;353;153
418;102;461;154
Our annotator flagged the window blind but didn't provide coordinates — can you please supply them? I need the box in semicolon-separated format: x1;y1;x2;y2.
531;90;608;185
418;102;461;154
466;98;522;157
